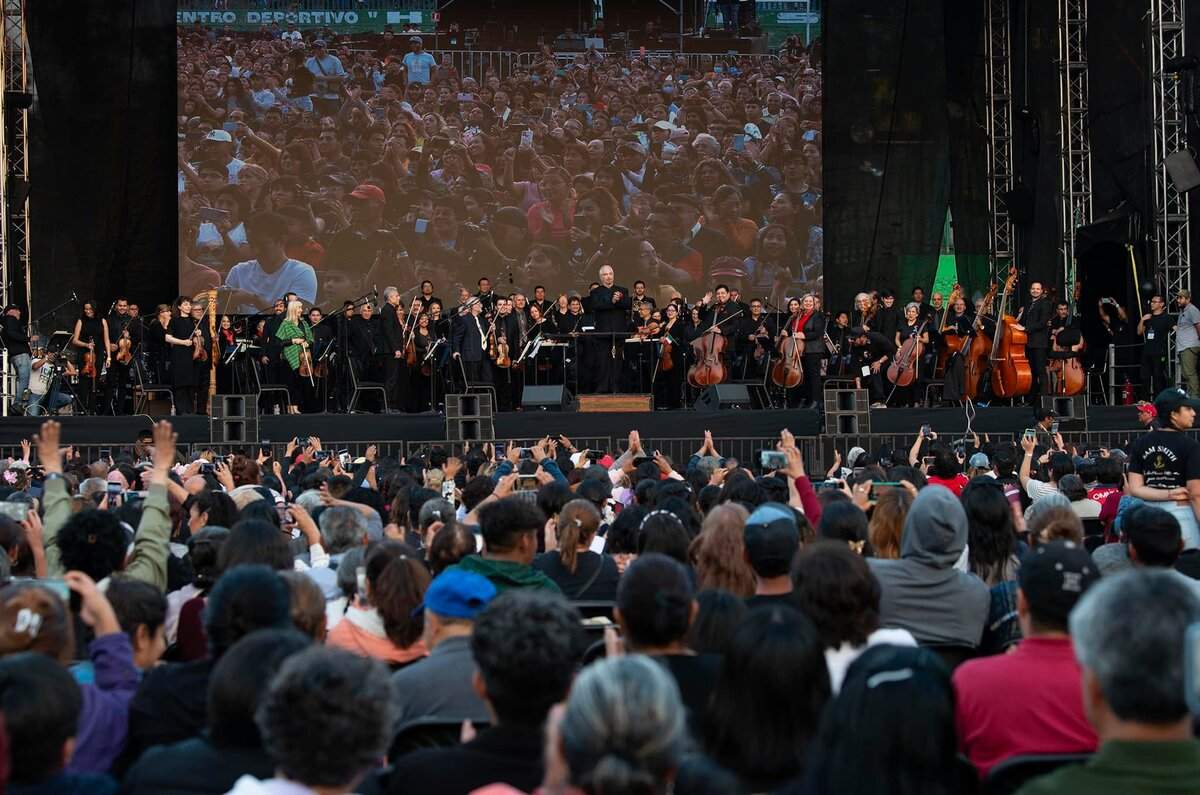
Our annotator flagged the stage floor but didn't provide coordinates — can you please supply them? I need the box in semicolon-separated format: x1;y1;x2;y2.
0;403;1144;447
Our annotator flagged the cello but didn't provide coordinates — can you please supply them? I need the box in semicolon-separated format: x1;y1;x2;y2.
988;266;1033;399
1046;307;1086;396
687;304;743;388
771;329;804;388
964;281;999;399
887;319;929;387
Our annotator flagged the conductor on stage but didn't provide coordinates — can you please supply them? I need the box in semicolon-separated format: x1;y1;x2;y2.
590;264;632;393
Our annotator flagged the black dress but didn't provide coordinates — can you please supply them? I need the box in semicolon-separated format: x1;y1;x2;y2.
76;316;105;413
169;316;198;414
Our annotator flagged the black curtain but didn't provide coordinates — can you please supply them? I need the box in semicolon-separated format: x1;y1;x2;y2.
26;0;176;331
824;0;986;315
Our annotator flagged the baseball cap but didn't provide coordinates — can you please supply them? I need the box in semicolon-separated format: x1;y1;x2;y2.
968;452;990;469
313;38;327;47
1154;386;1200;418
409;35;423;43
348;183;386;203
618;141;646;156
743;502;800;577
709;256;747;279
652;120;674;131
1135;400;1157;417
414;570;496;620
743;122;763;140
204;129;233;143
1017;540;1100;624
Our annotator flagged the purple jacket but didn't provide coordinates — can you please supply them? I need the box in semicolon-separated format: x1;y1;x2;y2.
66;632;139;774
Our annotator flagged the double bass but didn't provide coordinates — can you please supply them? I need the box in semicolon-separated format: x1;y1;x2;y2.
1046;307;1086;396
887;319;929;387
934;284;964;377
964;281;999;400
988;266;1033;399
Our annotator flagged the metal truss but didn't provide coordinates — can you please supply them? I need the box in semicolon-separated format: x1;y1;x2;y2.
984;0;1016;278
0;0;28;415
1150;0;1191;302
1056;0;1092;300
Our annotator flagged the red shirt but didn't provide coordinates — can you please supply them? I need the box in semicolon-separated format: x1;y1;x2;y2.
953;636;1097;777
927;474;969;496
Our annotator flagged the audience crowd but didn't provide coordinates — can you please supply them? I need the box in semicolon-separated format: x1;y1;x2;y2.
0;387;1199;793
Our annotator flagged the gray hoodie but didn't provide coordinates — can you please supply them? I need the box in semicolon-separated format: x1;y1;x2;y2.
868;485;990;647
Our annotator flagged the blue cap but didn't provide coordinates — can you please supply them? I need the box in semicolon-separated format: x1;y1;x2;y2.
415;570;497;620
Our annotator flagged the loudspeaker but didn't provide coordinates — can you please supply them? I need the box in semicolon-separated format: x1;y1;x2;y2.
210;394;253;419
521;384;569;411
1165;150;1200;194
1002;184;1036;225
693;384;752;412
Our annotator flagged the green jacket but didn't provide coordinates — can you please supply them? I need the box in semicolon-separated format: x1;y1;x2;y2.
1016;739;1200;795
449;554;562;594
276;319;313;371
44;478;172;592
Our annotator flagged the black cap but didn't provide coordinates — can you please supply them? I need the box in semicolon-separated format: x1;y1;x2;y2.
1154;387;1200;419
1018;540;1100;624
850;325;869;337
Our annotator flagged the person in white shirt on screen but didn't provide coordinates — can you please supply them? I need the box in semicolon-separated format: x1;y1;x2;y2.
222;211;317;314
402;36;436;85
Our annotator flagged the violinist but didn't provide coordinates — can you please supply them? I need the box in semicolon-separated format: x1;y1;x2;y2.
632;280;656;311
275;299;313;415
849;325;896;406
590;265;632;394
737;298;773;380
189;298;213;415
628;302;659;392
410;312;435;412
216;315;239;394
893;302;930;406
494;297;520;411
308;306;334;408
381;287;408;411
475;277;497;319
779;294;826;409
654;302;686;410
71;300;110;415
531;285;554;319
164;296;201;415
103;297;136;415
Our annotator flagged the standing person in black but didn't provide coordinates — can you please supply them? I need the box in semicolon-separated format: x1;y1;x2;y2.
791;293;827;408
654;302;687;410
1139;294;1174;399
451;298;489;386
190;298;214;415
1019;280;1052;398
103;297;136;415
381;287;407;412
874;289;900;344
475;277;497;318
850;325;897;406
145;304;172;386
70;300;110;415
941;296;974;403
2;303;30;412
589;265;632;394
164;296;201;415
348;300;379;410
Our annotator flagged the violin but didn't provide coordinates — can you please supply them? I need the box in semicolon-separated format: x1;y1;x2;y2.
771;317;804;389
115;335;133;365
495;335;511;368
81;344;97;379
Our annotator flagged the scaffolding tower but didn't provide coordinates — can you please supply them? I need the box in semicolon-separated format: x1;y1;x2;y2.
984;0;1016;280
1150;0;1191;302
1056;0;1092;299
0;0;29;415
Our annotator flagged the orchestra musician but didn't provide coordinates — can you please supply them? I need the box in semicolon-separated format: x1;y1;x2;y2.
451;298;489;386
849;325;896;407
779;294;826;409
1020;280;1052;397
893;302;930;407
590;265;632;394
189;297;214;415
381;287;408;412
276;299;313;415
737;297;773;380
104;297;138;415
71;300;111;415
940;296;974;403
164;296;202;415
826;311;852;379
654;302;686;410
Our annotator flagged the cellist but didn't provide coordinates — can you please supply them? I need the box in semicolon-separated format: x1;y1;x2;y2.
941;296;974;404
892;302;930;407
780;294;826;409
1047;299;1085;394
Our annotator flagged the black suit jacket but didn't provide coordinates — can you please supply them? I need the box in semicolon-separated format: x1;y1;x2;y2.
451;313;487;361
1;315;29;357
1023;297;1052;349
382;303;405;353
589;285;632;333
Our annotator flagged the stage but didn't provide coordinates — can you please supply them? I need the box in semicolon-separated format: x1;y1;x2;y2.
0;403;1149;473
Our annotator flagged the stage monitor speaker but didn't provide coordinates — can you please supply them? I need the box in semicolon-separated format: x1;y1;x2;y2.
694;384;752;412
521;384;569;411
1165;150;1200;194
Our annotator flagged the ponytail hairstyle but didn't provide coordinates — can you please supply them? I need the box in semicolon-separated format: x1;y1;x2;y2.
558;499;602;574
560;656;686;795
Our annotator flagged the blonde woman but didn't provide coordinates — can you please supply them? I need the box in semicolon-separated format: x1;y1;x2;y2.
274;299;313;414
